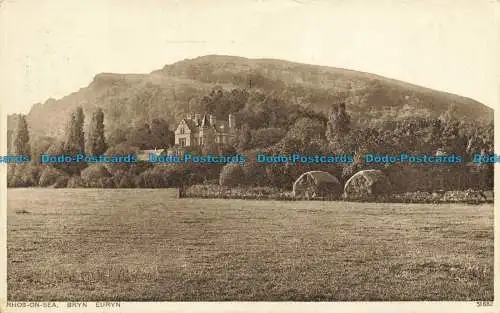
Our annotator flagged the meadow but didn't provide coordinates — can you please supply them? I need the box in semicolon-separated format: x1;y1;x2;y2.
7;188;494;301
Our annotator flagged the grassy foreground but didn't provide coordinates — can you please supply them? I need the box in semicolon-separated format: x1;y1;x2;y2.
7;188;493;301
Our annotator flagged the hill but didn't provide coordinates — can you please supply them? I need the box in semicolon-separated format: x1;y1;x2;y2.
8;55;494;140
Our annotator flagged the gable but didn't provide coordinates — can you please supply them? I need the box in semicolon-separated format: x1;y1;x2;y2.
175;119;195;134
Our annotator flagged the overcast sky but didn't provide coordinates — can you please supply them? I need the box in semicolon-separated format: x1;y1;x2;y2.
0;0;498;114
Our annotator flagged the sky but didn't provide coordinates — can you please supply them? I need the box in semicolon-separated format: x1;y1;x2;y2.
0;0;499;114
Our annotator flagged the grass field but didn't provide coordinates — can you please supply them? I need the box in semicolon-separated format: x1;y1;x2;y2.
7;188;494;301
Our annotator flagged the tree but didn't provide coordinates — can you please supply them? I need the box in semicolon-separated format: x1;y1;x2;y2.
30;135;55;164
150;118;174;148
326;102;350;143
60;107;86;175
201;130;218;155
325;102;351;154
12;114;30;157
107;126;130;147
64;107;85;155
285;117;325;154
236;124;252;152
126;123;152;149
86;108;107;155
440;103;458;124
250;127;287;149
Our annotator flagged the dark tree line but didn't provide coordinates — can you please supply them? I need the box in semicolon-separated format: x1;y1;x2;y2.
7;87;494;190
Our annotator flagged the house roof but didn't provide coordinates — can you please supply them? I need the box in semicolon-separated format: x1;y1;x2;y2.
181;114;231;133
182;119;199;131
201;114;210;127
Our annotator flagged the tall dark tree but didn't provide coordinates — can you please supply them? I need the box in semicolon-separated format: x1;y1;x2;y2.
326;101;351;149
236;124;252;152
76;107;85;152
12;114;30;157
64;107;85;155
439;104;467;155
86;108;107;155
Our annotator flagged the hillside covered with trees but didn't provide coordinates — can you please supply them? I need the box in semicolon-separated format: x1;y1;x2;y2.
6;55;494;193
7;55;493;140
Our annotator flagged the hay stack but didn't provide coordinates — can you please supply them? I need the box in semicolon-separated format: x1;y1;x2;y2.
344;169;391;199
292;171;342;200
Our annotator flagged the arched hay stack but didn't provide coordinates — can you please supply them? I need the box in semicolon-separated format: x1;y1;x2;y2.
292;171;342;200
344;169;392;200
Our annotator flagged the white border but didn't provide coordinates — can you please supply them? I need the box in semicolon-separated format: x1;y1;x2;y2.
1;0;499;312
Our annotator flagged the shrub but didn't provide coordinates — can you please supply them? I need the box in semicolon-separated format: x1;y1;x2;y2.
219;163;245;187
118;174;136;188
240;150;268;187
7;164;41;187
101;177;117;188
81;164;112;188
54;176;69;188
135;168;168;188
104;143;145;175
39;166;69;187
19;164;41;187
67;176;84;188
112;169;136;188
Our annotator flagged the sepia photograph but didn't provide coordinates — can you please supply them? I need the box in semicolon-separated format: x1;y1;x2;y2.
0;0;498;312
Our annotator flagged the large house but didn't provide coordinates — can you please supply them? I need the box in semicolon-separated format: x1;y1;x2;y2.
174;113;237;147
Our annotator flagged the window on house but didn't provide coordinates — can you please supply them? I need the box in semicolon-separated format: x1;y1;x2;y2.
179;138;186;147
180;127;185;134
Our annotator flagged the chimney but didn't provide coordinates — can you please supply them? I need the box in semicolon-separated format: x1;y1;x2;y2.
209;114;216;126
186;113;192;120
228;114;236;129
194;113;201;125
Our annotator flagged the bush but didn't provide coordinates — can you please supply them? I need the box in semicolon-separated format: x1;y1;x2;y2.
111;169;136;188
219;163;245;187
104;143;145;175
39;166;69;187
118;174;136;188
384;163;491;193
240;150;268;186
54;176;69;188
7;164;41;187
161;163;220;186
67;176;84;188
102;177;117;188
135;168;168;188
81;164;112;188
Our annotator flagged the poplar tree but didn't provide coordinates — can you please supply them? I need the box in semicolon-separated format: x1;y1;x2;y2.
12;114;30;157
86;108;107;155
326;101;350;144
64;107;85;155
